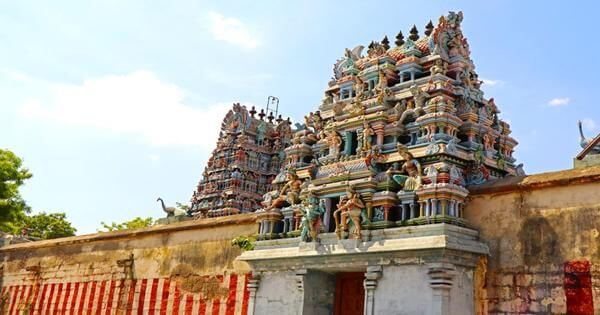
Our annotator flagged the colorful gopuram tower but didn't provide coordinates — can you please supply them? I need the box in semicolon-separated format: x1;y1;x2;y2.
254;11;518;240
189;103;293;218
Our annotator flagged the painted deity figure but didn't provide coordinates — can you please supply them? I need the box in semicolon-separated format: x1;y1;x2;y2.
387;144;423;191
327;130;342;158
333;187;366;239
265;169;303;211
354;76;366;100
299;192;326;242
362;122;374;152
430;59;447;76
375;70;389;103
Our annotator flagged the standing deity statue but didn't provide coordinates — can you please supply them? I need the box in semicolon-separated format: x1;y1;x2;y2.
354;76;366;100
362;122;374;152
375;70;389;104
327;130;342;158
299;192;326;242
333;187;366;239
387;144;423;191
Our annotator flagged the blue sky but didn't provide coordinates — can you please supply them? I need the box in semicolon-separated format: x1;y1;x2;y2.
1;1;598;234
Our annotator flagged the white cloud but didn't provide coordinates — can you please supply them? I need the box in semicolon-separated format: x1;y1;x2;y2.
149;154;160;163
480;78;504;87
581;118;597;132
547;97;570;107
208;11;258;49
19;70;231;150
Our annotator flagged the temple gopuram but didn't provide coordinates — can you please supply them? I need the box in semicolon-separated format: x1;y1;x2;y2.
195;11;518;237
190;103;293;218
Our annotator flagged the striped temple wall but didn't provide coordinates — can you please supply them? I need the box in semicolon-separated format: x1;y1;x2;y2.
1;275;250;315
0;215;257;315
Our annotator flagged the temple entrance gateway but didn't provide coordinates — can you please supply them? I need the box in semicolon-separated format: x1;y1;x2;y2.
334;272;365;315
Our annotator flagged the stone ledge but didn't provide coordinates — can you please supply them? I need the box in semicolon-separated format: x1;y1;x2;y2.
0;213;257;252
239;223;488;263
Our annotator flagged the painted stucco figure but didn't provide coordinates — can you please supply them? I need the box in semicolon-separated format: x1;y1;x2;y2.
334;187;366;239
387;144;423;191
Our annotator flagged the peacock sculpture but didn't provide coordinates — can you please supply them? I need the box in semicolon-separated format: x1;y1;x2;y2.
578;120;600;154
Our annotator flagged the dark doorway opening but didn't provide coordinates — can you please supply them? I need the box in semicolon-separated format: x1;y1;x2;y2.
334;272;365;315
327;197;340;232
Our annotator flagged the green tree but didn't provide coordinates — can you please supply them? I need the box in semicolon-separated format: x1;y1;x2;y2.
0;149;33;230
100;217;155;231
0;149;77;240
15;212;77;239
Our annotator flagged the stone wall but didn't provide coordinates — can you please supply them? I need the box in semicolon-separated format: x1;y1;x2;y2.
0;214;256;314
466;166;600;314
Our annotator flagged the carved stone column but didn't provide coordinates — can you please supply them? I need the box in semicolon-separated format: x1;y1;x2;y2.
373;123;385;147
246;273;261;315
364;265;382;315
428;263;455;315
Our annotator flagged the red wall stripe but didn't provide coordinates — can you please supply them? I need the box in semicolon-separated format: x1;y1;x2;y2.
4;274;251;315
184;294;193;315
105;280;116;314
198;291;207;315
137;278;148;314
241;274;250;315
86;281;97;313
34;283;49;314
53;283;64;314
226;274;238;315
16;284;27;314
69;282;80;314
95;280;107;315
126;279;137;315
564;260;594;315
8;285;19;315
61;282;72;314
42;283;56;314
77;281;89;315
172;283;181;314
211;275;224;315
148;278;159;315
159;278;170;315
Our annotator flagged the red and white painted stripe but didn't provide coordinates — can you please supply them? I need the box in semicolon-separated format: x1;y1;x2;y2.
1;273;250;315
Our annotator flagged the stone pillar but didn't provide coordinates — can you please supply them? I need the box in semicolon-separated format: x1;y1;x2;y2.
344;131;353;156
247;273;261;315
428;263;455;315
364;265;382;315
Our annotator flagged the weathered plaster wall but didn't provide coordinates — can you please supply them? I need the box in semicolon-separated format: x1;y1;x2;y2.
253;271;302;314
0;214;256;314
466;166;600;314
374;265;432;315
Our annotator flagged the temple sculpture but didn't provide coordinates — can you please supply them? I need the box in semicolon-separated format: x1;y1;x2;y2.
251;10;518;242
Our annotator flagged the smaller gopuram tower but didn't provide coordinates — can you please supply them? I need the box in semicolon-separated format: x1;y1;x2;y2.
189;103;293;218
240;12;520;314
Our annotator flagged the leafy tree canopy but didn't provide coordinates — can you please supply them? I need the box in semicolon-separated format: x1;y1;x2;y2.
0;149;76;239
100;217;155;232
14;212;76;239
0;149;33;226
